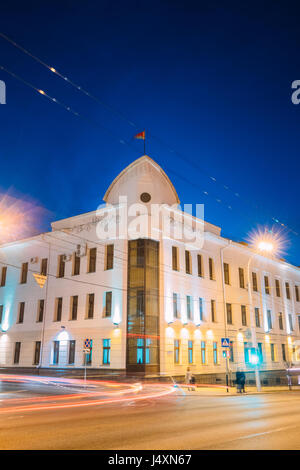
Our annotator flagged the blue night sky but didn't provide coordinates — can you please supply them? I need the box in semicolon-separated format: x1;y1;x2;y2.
0;1;300;264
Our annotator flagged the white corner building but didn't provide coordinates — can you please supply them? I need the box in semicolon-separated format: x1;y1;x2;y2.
0;155;300;383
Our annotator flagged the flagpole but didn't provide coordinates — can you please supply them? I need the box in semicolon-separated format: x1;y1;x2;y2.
144;129;146;155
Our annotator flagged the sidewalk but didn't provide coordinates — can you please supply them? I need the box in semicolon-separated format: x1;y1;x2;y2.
177;384;300;396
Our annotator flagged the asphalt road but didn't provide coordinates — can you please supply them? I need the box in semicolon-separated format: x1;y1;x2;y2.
1;378;300;450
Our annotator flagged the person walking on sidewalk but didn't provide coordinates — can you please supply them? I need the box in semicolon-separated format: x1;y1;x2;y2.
185;367;194;391
240;370;246;393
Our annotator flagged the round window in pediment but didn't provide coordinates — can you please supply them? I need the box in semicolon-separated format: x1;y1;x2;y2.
140;192;151;203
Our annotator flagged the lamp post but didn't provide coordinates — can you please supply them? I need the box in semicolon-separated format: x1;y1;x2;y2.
220;240;232;393
247;255;261;392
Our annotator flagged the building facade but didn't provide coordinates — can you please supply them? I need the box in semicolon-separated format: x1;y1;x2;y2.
0;155;300;382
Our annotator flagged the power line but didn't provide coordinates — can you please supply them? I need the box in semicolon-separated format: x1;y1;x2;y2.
1;33;298;238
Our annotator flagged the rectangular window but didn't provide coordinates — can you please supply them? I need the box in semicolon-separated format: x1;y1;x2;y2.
136;240;145;267
270;343;276;362
53;341;59;365
37;299;44;323
201;341;206;364
186;295;192;320
173;293;179;319
213;342;218;364
289;314;293;331
252;272;258;292
174;339;180;364
285;282;291;300
255;307;260;328
278;312;284;330
105;244;114;270
229;341;234;362
197;254;203;277
103;339;111;364
295;285;300;302
40;258;48;276
88;247;97;273
0;305;3;324
33;341;41;365
257;343;263;363
172;246;179;271
298;315;300;332
136;290;144;316
68;340;76;364
275;279;281;297
223;263;230;285
244;342;250;363
209;258;215;280
211;299;216;322
188;340;193;364
86;293;94;319
264;276;270;295
20;262;28;284
1;266;7;287
239;267;245;288
185;250;191;274
14;342;21;364
73;253;80;276
58;255;65;278
267;310;272;330
105;292;112;317
53;341;59;364
199;298;204;321
18;302;25;323
226;303;232;325
281;343;287;362
55;297;63;322
241;305;247;326
70;295;78;321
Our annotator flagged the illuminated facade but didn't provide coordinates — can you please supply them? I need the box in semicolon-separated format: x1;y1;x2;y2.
0;155;300;380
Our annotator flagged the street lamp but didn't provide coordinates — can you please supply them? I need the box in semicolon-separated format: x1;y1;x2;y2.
246;229;283;392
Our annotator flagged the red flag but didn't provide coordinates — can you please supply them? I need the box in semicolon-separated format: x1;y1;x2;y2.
134;130;145;140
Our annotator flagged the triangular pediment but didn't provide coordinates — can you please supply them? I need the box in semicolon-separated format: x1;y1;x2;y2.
103;155;180;206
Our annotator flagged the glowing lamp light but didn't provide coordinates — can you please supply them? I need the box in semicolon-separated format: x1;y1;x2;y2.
248;227;286;258
258;241;274;252
166;327;174;338
249;351;259;365
57;330;69;341
237;332;244;342
265;334;270;343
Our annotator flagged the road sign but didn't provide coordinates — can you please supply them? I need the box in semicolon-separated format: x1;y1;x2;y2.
33;273;47;288
221;338;230;348
84;338;91;348
83;348;90;353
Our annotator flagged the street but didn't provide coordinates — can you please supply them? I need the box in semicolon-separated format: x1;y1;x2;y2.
1;375;300;450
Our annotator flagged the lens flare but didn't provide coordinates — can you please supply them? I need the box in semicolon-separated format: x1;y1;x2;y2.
0;190;47;244
247;226;287;258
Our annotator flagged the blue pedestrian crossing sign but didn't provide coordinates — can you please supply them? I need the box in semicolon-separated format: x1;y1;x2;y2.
221;338;230;348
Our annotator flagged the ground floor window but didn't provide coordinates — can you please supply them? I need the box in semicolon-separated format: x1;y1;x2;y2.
213;342;218;364
53;341;59;365
14;342;21;364
201;341;206;364
188;340;193;364
174;339;180;364
33;341;41;365
68;340;76;364
103;339;111;365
